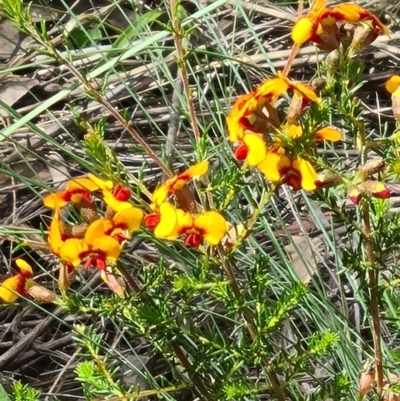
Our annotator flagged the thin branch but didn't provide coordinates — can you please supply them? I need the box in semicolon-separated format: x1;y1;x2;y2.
169;0;201;141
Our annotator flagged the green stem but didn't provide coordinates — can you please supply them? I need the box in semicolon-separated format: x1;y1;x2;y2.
117;264;216;401
219;251;285;401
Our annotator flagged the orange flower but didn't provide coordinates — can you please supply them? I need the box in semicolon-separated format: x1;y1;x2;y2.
313;126;342;142
227;75;319;144
58;208;142;270
44;177;100;209
154;203;227;247
227;91;282;143
48;210;70;256
151;161;209;209
291;0;388;50
256;72;320;104
386;76;400;122
59;223;122;270
87;174;133;212
234;134;268;167
258;150;318;191
0;259;35;303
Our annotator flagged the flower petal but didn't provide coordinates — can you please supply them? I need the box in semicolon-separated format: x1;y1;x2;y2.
66;177;100;193
292;17;315;44
85;219;113;244
386;76;400;94
43;193;68;209
151;184;170;208
257;150;290;183
103;190;133;212
314;127;342;142
49;211;64;255
0;275;24;303
330;4;363;22
15;259;33;278
284;124;303;139
256;77;288;99
154;203;179;239
227;92;257;142
87;174;113;191
113;207;144;232
194;211;227;245
291;82;321;103
178;161;209;181
59;238;89;267
176;208;194;232
92;236;122;261
293;158;317;191
243;134;267;166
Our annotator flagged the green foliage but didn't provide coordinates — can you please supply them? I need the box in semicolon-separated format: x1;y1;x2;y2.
0;0;399;400
9;383;40;401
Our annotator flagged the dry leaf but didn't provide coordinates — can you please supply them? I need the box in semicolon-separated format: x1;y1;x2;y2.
0;18;30;61
0;75;39;117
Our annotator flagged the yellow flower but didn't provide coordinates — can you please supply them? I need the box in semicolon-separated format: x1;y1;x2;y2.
0;259;35;303
292;0;388;50
386;76;400;122
314;126;342;142
227;91;280;142
257;72;320;104
151;161;209;208
154;203;228;247
57;206;142;269
87;174;134;212
258;150;317;191
44;177;100;209
59;226;121;270
386;76;400;96
48;210;68;256
234;134;268;167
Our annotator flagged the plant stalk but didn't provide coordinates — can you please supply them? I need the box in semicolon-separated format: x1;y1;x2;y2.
219;251;285;401
362;201;384;398
170;0;201;141
117;263;216;401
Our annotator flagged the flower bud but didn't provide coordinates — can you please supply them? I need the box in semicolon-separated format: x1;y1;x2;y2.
234;143;248;160
113;184;131;201
144;213;160;230
311;77;327;92
28;284;56;304
392;93;400;122
80;207;98;223
287;95;306;125
315;172;342;188
59;263;76;291
360;181;391;199
326;49;340;74
350;23;378;52
358;158;385;178
339;22;355;49
70;223;89;238
348;185;362;204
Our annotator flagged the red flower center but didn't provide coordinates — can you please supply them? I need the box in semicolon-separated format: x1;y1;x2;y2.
144;213;161;230
234;144;248;160
84;254;107;271
184;233;203;248
280;167;302;191
113;184;131;201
